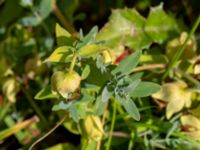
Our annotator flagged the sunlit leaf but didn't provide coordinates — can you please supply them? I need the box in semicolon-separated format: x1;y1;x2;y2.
78;44;109;58
35;86;58;100
0;116;38;141
55;23;75;46
44;46;74;63
81;65;90;80
145;3;180;44
112;50;141;75
46;143;77;150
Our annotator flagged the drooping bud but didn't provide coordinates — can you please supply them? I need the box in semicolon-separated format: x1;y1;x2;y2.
2;77;20;103
79;115;104;141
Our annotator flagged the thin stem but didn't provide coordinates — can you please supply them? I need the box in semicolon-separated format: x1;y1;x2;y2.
163;15;200;79
52;0;78;37
21;86;47;124
106;99;117;150
131;64;166;73
29;115;67;150
69;53;78;72
128;131;135;150
96;104;108;150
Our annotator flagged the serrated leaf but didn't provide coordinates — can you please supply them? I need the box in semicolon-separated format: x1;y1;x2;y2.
96;9;133;48
55;23;74;46
121;97;140;121
130;82;160;97
78;44;108;57
81;65;90;80
145;3;180;44
34;86;58;100
112;50;141;75
121;9;153;50
45;46;74;63
96;8;152;50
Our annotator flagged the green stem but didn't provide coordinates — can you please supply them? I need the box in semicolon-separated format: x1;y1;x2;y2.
52;1;78;37
69;53;78;72
163;15;200;79
0;102;11;122
128;131;135;150
21;87;47;124
175;68;200;86
106;99;117;150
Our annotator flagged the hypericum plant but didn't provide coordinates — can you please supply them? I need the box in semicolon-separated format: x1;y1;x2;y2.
32;23;160;150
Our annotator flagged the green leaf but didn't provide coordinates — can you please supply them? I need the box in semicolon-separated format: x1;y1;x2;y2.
20;0;53;26
52;101;72;111
46;143;77;150
55;23;74;46
78;44;109;58
130;82;160;97
0;117;37;141
37;0;53;19
34;86;58;100
81;65;90;80
0;0;23;26
112;50;141;75
101;86;113;102
121;97;140;121
145;3;180;44
96;8;152;50
45;46;74;63
94;97;107;115
124;79;141;93
69;105;79;122
121;9;153;50
76;26;98;49
140;54;168;64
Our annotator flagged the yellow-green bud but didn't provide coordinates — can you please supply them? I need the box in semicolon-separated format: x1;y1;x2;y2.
79;115;104;141
51;71;81;98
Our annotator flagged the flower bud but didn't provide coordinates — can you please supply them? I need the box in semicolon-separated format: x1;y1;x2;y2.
166;32;197;59
79;115;104;141
51;71;81;98
2;77;20;103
